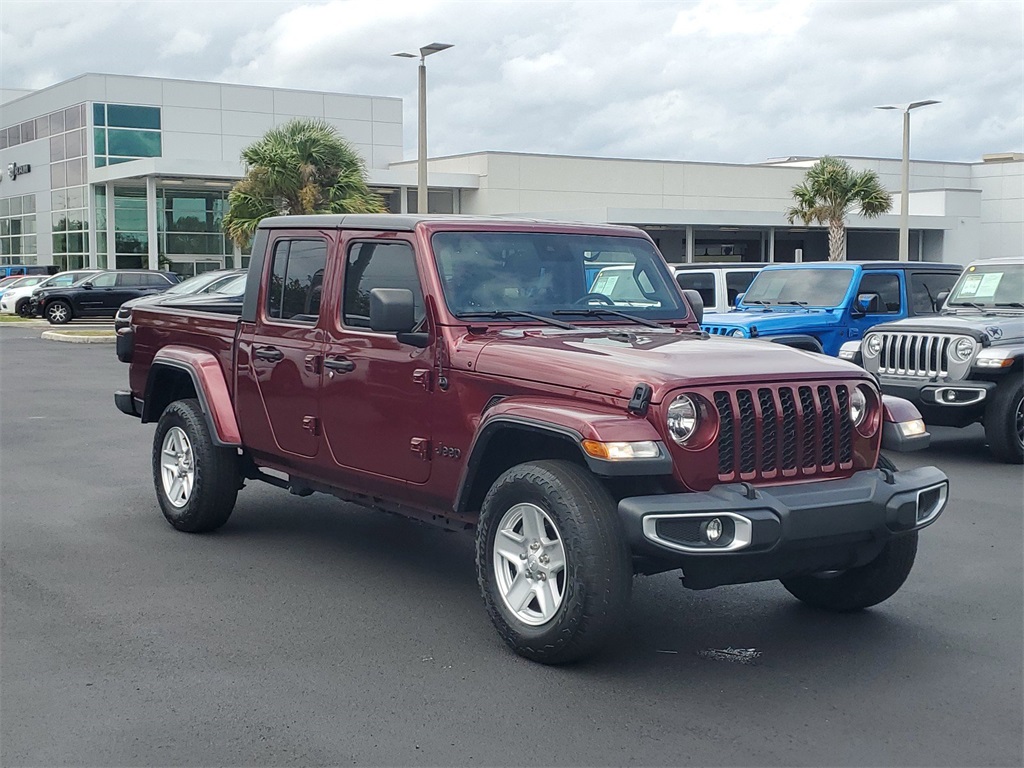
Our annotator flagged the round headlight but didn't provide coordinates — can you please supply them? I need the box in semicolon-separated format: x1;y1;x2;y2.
950;337;975;363
730;328;746;338
849;385;868;427
865;335;883;357
667;395;699;444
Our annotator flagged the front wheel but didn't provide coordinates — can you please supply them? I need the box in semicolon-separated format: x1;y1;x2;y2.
152;398;239;532
780;532;918;611
476;460;632;664
14;297;30;317
984;376;1024;464
45;300;72;324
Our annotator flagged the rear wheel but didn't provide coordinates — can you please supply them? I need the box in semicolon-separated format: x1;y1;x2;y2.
45;300;72;324
152;398;239;532
985;376;1024;464
476;460;632;664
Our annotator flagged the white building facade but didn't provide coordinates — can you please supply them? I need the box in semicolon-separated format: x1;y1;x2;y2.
1;73;1020;274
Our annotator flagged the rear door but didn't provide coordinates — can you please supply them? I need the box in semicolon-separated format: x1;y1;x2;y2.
234;234;329;459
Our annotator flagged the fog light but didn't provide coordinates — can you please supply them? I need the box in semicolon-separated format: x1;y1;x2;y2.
703;518;723;543
944;390;957;402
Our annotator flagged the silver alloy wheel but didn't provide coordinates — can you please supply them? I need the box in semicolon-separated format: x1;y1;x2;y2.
492;502;567;626
47;303;68;323
160;426;195;508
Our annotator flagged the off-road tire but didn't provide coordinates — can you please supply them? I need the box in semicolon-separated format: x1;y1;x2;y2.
45;300;72;325
781;532;918;611
152;398;239;533
476;460;632;664
984;376;1024;464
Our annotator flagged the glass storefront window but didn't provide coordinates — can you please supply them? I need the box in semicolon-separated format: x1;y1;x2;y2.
94;128;106;154
94;103;105;126
66;128;85;158
50;163;66;189
50;134;65;161
65;104;84;130
35;115;50;140
49;111;64;135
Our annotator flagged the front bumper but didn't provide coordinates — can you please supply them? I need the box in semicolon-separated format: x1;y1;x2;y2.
619;466;948;588
878;376;994;427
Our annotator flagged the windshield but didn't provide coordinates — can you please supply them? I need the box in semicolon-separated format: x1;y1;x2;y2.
947;263;1024;307
165;271;232;295
6;276;44;289
210;274;246;295
742;268;854;307
431;232;685;322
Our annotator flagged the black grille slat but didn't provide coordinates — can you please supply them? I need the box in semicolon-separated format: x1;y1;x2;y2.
714;392;734;477
758;389;778;472
779;388;798;470
736;390;756;474
799;386;817;468
837;386;853;463
818;385;836;466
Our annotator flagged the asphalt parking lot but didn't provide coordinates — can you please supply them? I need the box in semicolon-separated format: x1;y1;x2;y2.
1;328;1021;767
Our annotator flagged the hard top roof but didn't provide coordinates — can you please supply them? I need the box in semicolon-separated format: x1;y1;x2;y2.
673;262;766;270
761;260;962;271
967;256;1024;266
257;213;644;235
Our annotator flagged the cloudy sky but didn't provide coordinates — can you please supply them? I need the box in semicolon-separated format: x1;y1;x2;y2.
2;0;1021;165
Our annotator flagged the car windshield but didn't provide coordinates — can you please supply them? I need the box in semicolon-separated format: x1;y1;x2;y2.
947;263;1024;307
164;271;233;295
742;268;854;308
210;274;246;296
431;232;686;322
6;276;44;289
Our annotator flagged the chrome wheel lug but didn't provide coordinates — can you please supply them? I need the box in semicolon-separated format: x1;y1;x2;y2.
537;572;547;581
539;554;549;565
530;541;540;551
519;552;527;561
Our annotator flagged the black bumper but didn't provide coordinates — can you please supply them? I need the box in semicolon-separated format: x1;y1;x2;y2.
619;466;948;589
878;377;993;427
114;390;142;418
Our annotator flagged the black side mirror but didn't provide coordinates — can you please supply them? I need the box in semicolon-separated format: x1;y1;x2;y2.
369;288;416;333
935;290;950;311
82;282;94;290
681;288;704;325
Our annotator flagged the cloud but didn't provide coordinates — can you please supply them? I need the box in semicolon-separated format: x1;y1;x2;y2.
1;0;1021;164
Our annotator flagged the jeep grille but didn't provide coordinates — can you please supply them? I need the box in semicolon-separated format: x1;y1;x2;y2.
872;332;953;378
713;383;854;481
702;325;736;336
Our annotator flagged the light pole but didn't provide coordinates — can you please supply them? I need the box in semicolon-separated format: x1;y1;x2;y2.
875;100;940;261
393;43;453;214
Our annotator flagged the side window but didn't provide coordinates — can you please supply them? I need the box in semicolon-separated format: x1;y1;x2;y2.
343;241;424;329
676;272;716;308
266;239;327;323
910;272;959;314
857;273;901;314
146;274;170;287
92;273;118;287
726;270;758;305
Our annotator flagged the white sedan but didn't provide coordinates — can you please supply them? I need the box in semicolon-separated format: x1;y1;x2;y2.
0;275;48;315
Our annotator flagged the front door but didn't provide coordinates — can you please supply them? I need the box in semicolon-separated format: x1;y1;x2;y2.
849;270;903;345
235;235;328;459
319;237;434;484
74;272;123;314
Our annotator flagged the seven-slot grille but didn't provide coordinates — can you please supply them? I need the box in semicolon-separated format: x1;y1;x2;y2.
712;383;853;481
872;332;954;378
702;325;739;336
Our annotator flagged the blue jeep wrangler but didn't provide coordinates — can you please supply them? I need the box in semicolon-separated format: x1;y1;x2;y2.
699;261;962;356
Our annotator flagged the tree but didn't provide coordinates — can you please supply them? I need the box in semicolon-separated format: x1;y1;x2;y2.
222;118;386;248
786;156;892;261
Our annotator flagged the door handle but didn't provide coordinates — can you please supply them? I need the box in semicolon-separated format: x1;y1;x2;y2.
254;346;284;362
324;357;356;374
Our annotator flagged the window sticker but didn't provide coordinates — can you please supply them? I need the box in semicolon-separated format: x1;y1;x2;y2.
959;273;1002;299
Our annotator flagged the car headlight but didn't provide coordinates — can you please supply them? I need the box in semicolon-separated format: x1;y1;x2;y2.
864;334;883;357
667;394;700;444
949;336;975;363
849;385;868;427
730;328;746;338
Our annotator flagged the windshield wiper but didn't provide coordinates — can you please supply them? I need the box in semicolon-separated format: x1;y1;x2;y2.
552;308;663;329
456;310;578;330
949;301;990;312
778;300;809;306
994;302;1024;308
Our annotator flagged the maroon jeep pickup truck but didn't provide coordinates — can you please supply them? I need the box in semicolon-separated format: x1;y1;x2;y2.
115;214;949;664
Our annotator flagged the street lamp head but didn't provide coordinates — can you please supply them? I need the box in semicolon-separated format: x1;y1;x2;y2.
875;100;941;113
420;42;453;57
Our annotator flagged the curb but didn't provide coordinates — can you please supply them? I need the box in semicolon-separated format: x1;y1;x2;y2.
40;330;116;344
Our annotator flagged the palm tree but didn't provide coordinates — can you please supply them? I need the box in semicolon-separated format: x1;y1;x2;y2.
786;156;892;261
222;118;386;248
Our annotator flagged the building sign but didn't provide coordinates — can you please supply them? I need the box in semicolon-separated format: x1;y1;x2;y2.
1;162;32;182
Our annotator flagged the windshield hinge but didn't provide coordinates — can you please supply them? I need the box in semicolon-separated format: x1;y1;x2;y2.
628;383;653;416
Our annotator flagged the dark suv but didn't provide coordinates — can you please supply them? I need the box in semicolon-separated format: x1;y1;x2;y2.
36;270;179;324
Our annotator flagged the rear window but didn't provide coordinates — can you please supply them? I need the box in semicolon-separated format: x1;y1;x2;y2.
675;271;716;308
266;239;327;323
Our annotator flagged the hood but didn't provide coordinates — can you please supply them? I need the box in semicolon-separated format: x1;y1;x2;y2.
701;307;839;334
120;293;174;311
868;311;1024;345
465;327;865;402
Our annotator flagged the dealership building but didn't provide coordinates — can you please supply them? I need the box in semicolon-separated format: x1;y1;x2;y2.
1;73;1021;275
